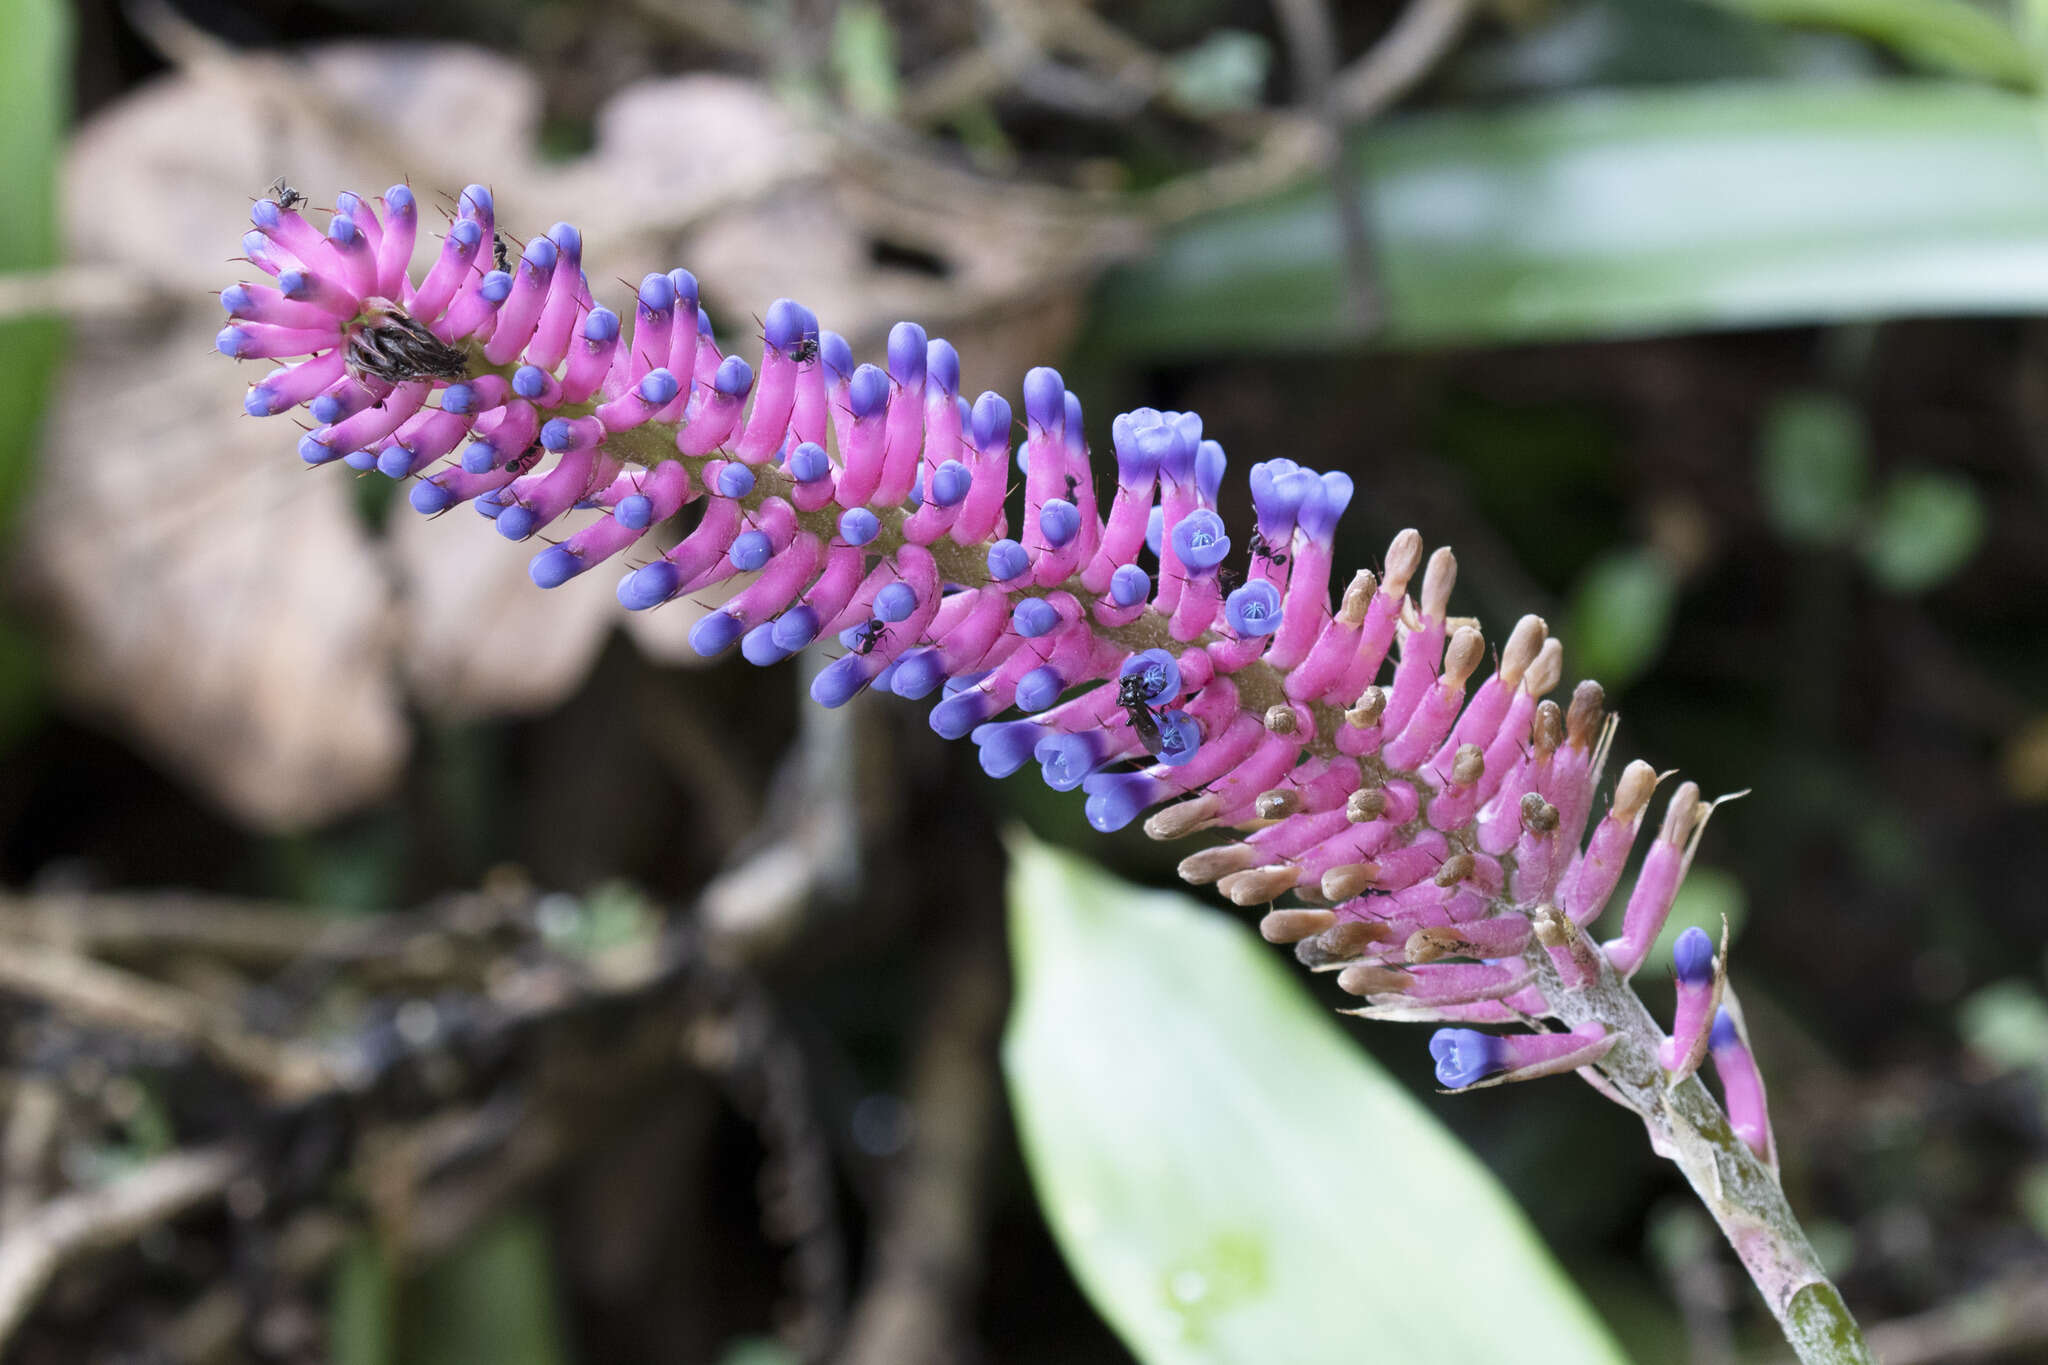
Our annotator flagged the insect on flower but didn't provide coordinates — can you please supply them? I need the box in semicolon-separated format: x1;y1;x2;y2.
1114;671;1167;758
267;176;306;212
492;230;511;274
343;300;471;385
848;617;889;656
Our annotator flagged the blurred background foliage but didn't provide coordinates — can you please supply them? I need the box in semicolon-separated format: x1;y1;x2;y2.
2;0;2047;1361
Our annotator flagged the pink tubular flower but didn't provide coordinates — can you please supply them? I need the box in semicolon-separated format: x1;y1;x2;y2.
217;184;1753;1105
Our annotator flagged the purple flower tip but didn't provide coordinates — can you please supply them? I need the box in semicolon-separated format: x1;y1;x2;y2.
927;339;960;396
972;720;1046;778
243;386;280;417
811;653;872;708
476;488;509;518
890;648;946;698
849;364;891;418
297;433;338;465
764;298;809;352
310;393;348;425
458;184;494;219
1040;498;1081;547
929;460;972;507
1145;506;1165;558
1673;927;1715;986
1171;509;1231;572
714;355;754;397
540;418;578;451
449;218;484;251
638;273;675;312
1082;771;1155;832
987;539;1029;582
1429;1029;1508;1089
327;215;362;247
668;268;699;310
928;690;988;740
790;442;831;483
639;368;680;405
970;392;1012;449
375;445;414;479
547;222;582;260
1035;732;1102;790
692;610;746;657
1012;598;1060;639
220;283;253;317
875;583;918;623
216;325;252;358
614;494;654;530
742;622;794;667
1301;470;1354;540
1110;564;1151;607
514;365;550;399
771;605;821;651
250;199;283;230
618;561;681;611
583;307;620;343
1155;710;1203;766
839;507;881;547
441;382;481;415
820;330;853;381
410;480;455;515
728;530;773;573
461;441;499;474
1709;1008;1741;1053
1016;666;1065;714
530;545;584;589
1195;439;1226;502
479;271;514;304
888;322;927;383
1119;648;1180;704
495;504;540;541
342;449;378;472
1225;580;1283;637
716;464;756;499
521;236;559;274
384;184;415;216
697;307;714;336
1023;367;1065;431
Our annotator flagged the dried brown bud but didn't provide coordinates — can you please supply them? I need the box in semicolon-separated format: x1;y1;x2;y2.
1449;743;1485;788
1218;864;1301;905
1566;680;1606;749
1337;964;1412;997
1382;530;1424;597
1337;569;1378;627
1254;788;1300;820
1144;794;1221;840
1443;627;1485;691
1260;908;1337;944
1320;861;1378;902
1532;701;1564;757
1433;851;1475;887
1346;786;1387;823
1523;639;1564;698
1421;546;1458;620
1613;760;1658;822
1659;781;1703;845
1521;792;1559;833
1177;843;1260;885
1347;686;1387;729
1500;615;1547;688
1264;704;1298;735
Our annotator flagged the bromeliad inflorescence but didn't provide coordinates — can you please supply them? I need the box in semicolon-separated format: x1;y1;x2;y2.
220;182;1763;1121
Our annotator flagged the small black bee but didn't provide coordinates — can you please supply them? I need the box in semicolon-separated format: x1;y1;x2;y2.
492;230;511;274
849;618;888;656
345;300;470;385
1063;473;1081;501
790;335;820;365
1216;566;1244;594
1248;528;1289;569
268;176;306;212
507;442;544;476
1116;672;1166;758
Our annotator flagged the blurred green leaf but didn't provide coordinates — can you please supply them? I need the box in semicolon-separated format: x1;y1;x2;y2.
1565;548;1678;691
1646;866;1748;967
1861;469;1985;591
330;1236;395;1365
1165;31;1272;113
0;0;66;536
831;2;900;119
1002;835;1628;1365
1958;980;2048;1073
401;1211;568;1365
1701;0;2035;86
1759;392;1869;546
1091;82;2048;353
0;614;48;757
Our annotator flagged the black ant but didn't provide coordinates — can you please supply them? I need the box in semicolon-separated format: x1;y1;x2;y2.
1248;528;1289;569
267;176;306;212
1063;473;1081;501
1216;566;1243;594
1115;672;1167;758
492;230;511;273
849;618;888;656
791;335;819;365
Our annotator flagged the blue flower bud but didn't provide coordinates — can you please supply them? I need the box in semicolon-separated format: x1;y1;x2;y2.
1082;771;1156;832
638;368;680;405
929;460;972;507
410;480;455;514
889;648;947;698
1110;564;1151;607
691;610;746;656
875;583;917;622
1673;927;1715;986
1195;439;1226;503
582;307;620;343
1023;367;1065;431
970;392;1011;448
1012;598;1059;638
1040;498;1081;547
820;329;853;381
1225;580;1283;637
849;364;890;418
770;605;821;651
1015;665;1065;713
971;720;1047;778
618;561;681;611
1145;506;1164;558
1036;732;1108;791
716;464;756;499
530;545;583;589
987;539;1029;582
789;442;831;482
741;622;793;666
1429;1030;1508;1089
728;530;772;572
888;321;927;383
638;273;675;313
495;505;539;541
514;365;551;399
714;355;754;397
614;494;654;530
764;298;810;352
811;653;872;708
839;507;881;546
927;339;960;396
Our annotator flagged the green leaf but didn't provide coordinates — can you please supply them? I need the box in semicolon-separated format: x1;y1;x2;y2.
400;1210;569;1365
1090;82;2048;353
1002;835;1629;1365
1699;0;2036;87
1565;548;1679;691
0;0;67;536
1861;468;1985;591
831;2;900;120
1164;31;1272;114
1759;392;1869;546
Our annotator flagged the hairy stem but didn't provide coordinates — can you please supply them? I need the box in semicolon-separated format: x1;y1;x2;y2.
1529;943;1873;1363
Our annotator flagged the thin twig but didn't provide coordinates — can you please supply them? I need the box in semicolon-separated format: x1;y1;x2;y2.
1330;0;1476;122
